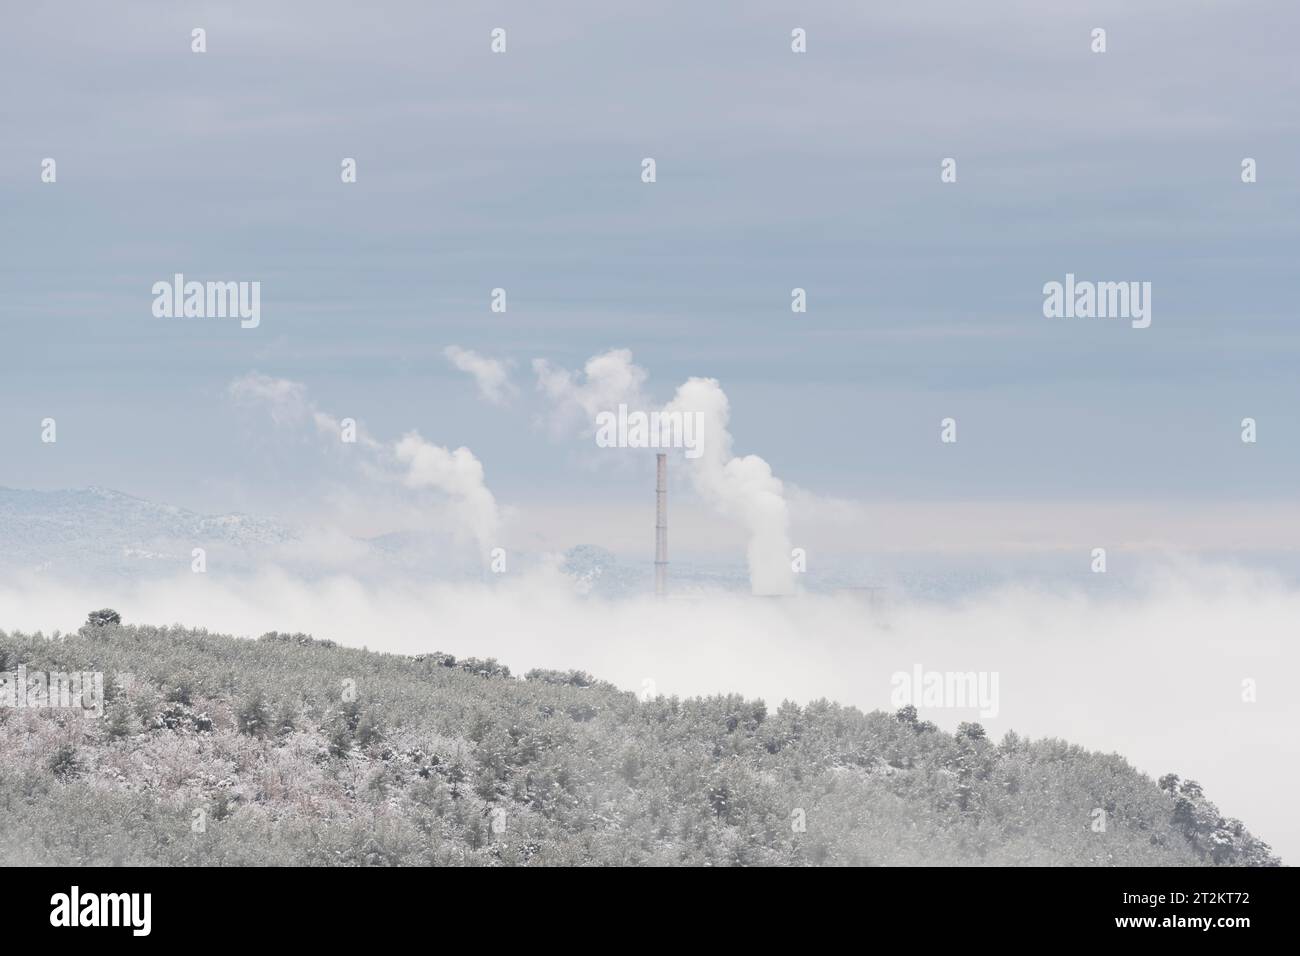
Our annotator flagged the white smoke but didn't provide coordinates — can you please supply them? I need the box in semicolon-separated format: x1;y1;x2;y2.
228;372;359;442
228;373;500;563
394;432;500;558
532;349;648;437
665;377;794;595
533;350;794;595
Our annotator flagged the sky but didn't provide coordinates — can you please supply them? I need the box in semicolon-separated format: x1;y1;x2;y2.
2;0;1298;548
4;0;1300;857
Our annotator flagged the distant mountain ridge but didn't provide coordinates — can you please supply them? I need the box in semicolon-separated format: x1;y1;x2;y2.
0;485;724;592
0;486;667;589
0;486;294;578
0;485;1102;599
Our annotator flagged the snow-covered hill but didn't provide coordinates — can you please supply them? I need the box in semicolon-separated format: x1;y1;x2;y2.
0;486;294;579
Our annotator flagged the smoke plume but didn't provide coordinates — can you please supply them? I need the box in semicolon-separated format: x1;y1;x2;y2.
533;350;795;594
228;373;500;562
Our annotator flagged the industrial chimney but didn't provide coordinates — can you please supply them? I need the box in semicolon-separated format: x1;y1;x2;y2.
655;453;668;597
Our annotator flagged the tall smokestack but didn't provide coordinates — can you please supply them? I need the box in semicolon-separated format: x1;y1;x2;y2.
655;453;667;598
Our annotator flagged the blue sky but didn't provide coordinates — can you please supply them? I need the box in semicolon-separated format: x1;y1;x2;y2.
3;0;1298;544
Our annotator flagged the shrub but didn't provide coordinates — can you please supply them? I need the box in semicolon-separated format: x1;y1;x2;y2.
105;702;133;739
525;668;598;688
354;711;381;748
47;744;81;779
236;693;271;737
272;702;297;737
327;700;382;755
458;657;512;679
565;702;598;722
85;609;121;628
258;631;336;649
164;679;195;705
411;652;457;668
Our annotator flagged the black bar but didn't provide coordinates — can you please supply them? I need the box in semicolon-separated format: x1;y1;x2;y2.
10;865;1293;941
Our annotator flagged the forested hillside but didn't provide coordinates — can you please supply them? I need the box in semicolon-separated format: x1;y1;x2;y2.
0;617;1280;866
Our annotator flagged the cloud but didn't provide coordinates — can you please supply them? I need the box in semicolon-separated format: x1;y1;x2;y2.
443;346;516;405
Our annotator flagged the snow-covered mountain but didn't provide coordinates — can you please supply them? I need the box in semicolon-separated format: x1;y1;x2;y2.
0;486;672;591
0;485;1030;600
0;486;294;579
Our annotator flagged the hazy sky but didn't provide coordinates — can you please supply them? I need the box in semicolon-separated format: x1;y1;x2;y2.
3;2;1298;859
3;0;1298;552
